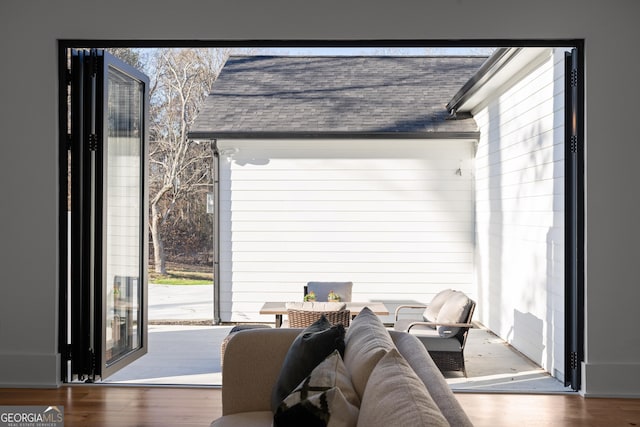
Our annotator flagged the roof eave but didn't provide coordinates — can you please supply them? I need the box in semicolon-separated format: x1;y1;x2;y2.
446;47;520;113
447;47;555;113
187;130;481;140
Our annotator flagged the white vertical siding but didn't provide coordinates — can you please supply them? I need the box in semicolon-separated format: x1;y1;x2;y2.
217;139;476;324
473;49;566;379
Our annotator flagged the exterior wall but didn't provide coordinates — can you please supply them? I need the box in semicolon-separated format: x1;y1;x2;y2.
473;49;566;379
216;139;476;324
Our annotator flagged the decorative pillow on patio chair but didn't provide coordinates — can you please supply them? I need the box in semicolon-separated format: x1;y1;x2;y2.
305;281;353;302
394;290;475;376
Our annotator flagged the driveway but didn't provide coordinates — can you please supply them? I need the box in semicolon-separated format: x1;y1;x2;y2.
148;283;214;321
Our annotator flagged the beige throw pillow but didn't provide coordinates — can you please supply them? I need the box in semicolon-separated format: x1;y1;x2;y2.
343;307;395;399
357;348;450;427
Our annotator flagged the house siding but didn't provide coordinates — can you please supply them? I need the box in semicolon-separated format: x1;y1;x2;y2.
217;139;476;324
473;49;566;379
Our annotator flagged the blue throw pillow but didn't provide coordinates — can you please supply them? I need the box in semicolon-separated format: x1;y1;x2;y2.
270;315;346;413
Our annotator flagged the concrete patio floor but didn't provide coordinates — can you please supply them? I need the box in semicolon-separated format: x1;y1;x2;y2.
445;325;571;394
103;284;572;393
103;324;571;393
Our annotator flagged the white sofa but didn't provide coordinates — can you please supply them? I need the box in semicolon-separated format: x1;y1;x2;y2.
212;308;473;427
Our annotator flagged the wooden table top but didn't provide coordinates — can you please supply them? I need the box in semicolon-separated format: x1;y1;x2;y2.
259;301;389;315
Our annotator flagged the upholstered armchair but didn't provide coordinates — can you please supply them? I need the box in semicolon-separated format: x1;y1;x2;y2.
394;289;475;376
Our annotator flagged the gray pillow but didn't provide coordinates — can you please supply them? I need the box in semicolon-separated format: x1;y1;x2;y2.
270;315;346;413
343;306;395;398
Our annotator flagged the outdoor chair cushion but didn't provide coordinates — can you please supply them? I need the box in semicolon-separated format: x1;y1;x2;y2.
393;320;441;336
423;289;454;326
435;291;473;337
392;323;462;351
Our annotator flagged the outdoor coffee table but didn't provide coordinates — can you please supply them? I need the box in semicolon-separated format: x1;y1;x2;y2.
260;301;389;328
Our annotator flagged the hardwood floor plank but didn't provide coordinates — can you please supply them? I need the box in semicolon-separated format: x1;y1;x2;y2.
454;393;640;427
0;386;639;426
0;386;222;427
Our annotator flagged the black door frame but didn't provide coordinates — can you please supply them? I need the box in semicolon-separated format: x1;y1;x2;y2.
564;46;585;391
58;39;585;388
60;47;149;382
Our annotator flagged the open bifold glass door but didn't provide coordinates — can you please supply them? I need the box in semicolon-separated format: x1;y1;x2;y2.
67;49;149;381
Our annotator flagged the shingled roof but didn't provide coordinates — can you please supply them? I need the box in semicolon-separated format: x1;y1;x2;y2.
189;55;488;139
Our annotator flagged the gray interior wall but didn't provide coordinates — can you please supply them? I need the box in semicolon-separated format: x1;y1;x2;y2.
1;0;639;396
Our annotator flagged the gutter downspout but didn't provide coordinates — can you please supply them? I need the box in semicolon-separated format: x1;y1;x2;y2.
211;139;221;325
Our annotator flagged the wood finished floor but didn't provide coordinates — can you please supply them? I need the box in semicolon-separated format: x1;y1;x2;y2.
0;386;639;426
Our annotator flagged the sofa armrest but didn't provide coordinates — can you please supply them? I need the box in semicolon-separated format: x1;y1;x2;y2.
221;328;301;416
394;304;428;321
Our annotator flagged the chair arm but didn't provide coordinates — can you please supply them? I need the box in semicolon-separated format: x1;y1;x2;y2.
394;304;428;321
406;321;475;333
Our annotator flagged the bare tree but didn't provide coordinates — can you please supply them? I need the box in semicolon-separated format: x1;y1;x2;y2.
148;48;229;274
107;47;143;69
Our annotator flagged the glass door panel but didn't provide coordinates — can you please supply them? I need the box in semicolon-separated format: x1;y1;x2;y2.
100;54;149;378
104;67;144;365
67;49;148;382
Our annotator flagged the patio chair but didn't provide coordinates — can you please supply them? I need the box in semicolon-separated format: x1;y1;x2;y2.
305;281;353;302
393;289;475;376
287;308;351;328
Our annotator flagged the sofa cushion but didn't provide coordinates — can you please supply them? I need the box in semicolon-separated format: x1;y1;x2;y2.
343;306;395;399
435;291;472;337
270;315;346;412
422;289;454;326
356;348;450;427
274;350;359;427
